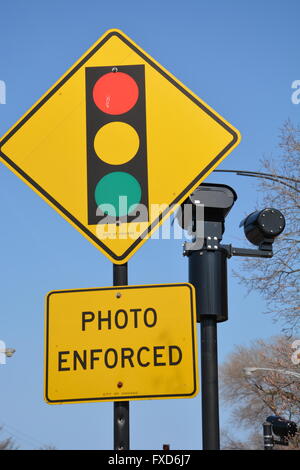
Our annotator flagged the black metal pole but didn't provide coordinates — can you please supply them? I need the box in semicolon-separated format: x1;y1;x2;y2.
200;318;220;450
113;263;130;450
188;248;228;450
263;422;273;450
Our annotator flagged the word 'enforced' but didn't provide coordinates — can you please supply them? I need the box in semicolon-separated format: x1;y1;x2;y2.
58;345;182;371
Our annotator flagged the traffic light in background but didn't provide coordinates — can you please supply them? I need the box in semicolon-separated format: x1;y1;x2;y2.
85;64;149;225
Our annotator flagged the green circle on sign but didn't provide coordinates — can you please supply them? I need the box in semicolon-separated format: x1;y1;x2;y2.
95;172;142;217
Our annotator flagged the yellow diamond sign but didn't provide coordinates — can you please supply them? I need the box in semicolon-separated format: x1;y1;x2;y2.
0;29;240;264
45;283;198;403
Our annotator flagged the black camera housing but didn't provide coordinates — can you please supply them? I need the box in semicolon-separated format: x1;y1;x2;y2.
266;416;297;438
176;183;237;236
240;208;285;248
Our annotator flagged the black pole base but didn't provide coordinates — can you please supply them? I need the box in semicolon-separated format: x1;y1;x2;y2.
114;402;130;450
200;317;220;450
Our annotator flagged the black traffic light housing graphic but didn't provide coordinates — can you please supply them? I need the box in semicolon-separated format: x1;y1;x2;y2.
85;64;149;225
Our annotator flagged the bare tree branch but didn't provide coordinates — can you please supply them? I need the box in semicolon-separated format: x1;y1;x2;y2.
220;336;300;449
234;120;300;332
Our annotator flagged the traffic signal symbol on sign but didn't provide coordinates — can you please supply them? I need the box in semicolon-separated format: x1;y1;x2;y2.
85;65;149;225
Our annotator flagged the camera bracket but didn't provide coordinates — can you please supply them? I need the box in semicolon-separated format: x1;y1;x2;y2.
221;243;273;259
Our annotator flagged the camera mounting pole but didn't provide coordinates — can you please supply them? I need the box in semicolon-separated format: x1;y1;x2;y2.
178;184;285;450
180;183;237;450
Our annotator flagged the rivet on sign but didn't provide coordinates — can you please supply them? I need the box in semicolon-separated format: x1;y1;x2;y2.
112;67;118;73
116;293;122;299
117;381;123;388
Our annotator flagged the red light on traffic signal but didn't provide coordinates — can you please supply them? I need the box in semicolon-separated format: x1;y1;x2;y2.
93;71;139;115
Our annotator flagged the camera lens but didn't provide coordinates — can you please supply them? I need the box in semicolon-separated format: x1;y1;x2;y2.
242;208;285;246
257;209;285;237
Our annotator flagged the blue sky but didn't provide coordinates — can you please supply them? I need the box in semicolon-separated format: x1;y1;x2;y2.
0;0;299;450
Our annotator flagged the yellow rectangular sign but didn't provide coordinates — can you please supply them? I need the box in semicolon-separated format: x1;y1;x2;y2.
45;283;198;404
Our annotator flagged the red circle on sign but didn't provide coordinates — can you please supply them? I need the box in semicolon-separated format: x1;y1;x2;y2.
93;72;139;115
